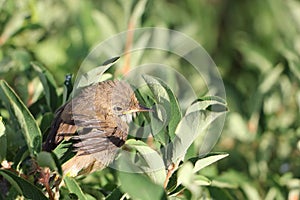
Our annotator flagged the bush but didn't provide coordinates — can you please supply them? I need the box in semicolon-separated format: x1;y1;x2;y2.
0;0;299;199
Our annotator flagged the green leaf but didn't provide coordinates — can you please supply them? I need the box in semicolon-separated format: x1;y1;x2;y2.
187;96;228;114
39;112;54;134
53;140;74;165
248;64;284;134
177;161;193;186
37;151;62;175
0;169;47;200
0;80;42;156
178;162;211;187
75;56;119;88
142;75;182;143
129;32;152;69
194;174;211;186
119;171;167;200
211;170;248;188
98;73;113;82
258;63;284;94
105;187;123;200
92;11;117;39
177;162;211;197
227;112;254;142
13;147;30;171
171;97;227;163
241;183;261;200
64;176;88;200
121;139;166;185
0;117;6;162
170;111;214;162
288;56;300;80
1;13;25;41
192;153;229;173
130;0;147;25
31;62;59;111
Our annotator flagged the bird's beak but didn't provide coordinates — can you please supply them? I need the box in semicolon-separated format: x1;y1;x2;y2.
137;104;153;112
123;104;153;114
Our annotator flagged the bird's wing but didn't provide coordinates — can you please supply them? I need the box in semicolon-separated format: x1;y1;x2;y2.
42;103;76;151
61;120;128;176
73;119;128;156
43;85;99;151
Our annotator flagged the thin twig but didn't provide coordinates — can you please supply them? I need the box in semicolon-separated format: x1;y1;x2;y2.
163;163;176;189
38;168;55;200
122;19;135;75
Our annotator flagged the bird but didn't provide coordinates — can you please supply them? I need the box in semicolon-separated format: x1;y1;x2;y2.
43;80;150;177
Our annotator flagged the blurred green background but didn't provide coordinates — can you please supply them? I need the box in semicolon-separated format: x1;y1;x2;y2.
0;0;299;199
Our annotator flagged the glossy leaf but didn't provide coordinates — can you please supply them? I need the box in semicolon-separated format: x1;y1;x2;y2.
0;80;42;156
171;108;226;163
122;139;166;185
143;75;182;143
31;62;59;111
177;162;211;198
105;187;123;200
37;151;62;175
75;56;119;88
119;171;167;200
186;96;227;115
64;176;88;200
0;169;47;200
258;63;284;94
192;153;229;173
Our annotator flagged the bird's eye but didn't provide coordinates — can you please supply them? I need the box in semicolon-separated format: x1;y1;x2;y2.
114;106;123;111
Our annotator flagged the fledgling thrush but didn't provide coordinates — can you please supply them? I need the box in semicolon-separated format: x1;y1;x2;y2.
43;80;150;176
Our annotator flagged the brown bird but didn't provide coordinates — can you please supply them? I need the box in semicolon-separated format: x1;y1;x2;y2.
43;80;150;176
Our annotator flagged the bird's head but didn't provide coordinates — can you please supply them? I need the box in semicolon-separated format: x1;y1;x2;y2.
111;81;151;123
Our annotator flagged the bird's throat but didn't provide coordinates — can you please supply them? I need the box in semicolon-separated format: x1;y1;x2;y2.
120;113;134;123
